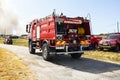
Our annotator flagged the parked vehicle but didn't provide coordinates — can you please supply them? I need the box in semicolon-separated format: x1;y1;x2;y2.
98;33;120;51
4;36;13;45
90;35;102;50
81;35;102;50
26;13;91;60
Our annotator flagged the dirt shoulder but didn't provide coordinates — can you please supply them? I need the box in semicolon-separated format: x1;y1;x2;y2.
0;48;37;80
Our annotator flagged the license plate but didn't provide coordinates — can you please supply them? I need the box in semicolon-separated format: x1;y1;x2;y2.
103;44;108;46
56;47;64;49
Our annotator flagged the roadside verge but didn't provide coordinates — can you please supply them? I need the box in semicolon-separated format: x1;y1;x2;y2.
0;47;37;80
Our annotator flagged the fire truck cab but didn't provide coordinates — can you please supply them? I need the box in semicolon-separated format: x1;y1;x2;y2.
26;13;91;60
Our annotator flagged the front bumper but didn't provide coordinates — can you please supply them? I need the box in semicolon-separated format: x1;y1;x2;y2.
98;44;116;49
81;44;90;48
54;50;84;55
51;45;84;55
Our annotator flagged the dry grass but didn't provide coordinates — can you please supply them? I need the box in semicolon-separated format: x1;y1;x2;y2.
13;38;28;47
0;37;4;44
83;50;120;63
0;48;36;80
0;37;28;47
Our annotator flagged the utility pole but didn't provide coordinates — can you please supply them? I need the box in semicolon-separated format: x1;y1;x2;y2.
117;21;119;33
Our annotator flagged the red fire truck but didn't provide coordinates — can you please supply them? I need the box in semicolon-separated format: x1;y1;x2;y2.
26;13;91;60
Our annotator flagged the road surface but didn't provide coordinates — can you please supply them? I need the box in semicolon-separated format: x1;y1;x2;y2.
0;44;120;80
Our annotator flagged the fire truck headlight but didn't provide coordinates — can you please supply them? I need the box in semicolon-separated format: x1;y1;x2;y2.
99;40;103;44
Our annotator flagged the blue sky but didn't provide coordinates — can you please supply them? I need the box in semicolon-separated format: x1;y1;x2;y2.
5;0;120;35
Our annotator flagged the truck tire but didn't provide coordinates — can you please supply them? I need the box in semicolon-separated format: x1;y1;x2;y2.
29;41;35;54
9;40;13;45
71;53;82;59
93;43;98;50
90;43;98;50
99;47;103;51
42;43;50;60
114;44;120;52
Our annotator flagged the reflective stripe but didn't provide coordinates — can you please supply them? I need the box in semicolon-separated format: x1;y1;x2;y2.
56;41;61;45
80;40;90;45
61;41;66;45
56;41;66;45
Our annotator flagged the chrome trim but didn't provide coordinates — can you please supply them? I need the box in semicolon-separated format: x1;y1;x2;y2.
50;51;84;55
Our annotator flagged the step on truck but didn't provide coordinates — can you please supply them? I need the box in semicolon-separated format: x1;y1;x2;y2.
26;13;91;60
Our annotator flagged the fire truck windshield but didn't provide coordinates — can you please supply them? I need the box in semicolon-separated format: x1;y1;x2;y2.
56;22;65;34
107;35;119;39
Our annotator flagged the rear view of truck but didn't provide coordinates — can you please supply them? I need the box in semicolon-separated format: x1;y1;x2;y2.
26;13;91;60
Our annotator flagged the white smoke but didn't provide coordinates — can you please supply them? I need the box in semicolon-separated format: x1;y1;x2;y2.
0;0;19;35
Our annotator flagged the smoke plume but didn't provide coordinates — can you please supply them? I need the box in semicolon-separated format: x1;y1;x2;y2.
0;0;19;35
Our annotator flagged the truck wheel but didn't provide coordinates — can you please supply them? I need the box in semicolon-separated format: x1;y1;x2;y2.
99;48;103;51
90;43;98;50
71;53;82;59
10;40;13;45
115;45;120;52
42;43;50;60
93;43;98;50
29;41;35;54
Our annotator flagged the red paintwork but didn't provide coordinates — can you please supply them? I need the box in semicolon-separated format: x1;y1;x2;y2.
90;35;102;45
99;34;120;49
27;14;91;48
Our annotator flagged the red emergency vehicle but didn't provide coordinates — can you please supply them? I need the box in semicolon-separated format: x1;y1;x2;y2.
26;13;91;60
90;35;102;49
98;33;120;51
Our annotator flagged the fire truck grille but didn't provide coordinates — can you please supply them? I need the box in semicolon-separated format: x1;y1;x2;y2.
68;46;80;51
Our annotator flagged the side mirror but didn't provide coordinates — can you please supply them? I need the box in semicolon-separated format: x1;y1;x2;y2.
26;25;28;32
26;24;30;33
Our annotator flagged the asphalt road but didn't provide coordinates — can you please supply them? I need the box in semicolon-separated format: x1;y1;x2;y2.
0;44;120;80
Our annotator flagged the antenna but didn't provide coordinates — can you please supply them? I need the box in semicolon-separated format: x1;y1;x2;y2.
117;21;119;33
53;9;56;16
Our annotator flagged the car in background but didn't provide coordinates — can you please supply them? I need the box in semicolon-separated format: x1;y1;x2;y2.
80;35;102;50
90;35;102;50
4;36;13;44
98;33;120;51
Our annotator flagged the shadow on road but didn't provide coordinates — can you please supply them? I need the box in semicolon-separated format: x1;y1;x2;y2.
34;51;120;74
49;55;120;74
